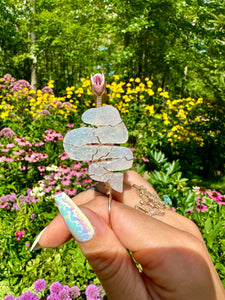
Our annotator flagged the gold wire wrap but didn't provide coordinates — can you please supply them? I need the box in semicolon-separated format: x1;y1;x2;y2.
133;184;170;216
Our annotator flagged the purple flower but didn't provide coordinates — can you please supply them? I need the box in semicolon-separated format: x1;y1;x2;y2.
47;295;60;300
38;110;51;116
21;291;39;300
10;79;32;92
34;279;46;293
42;86;54;95
0;127;16;138
70;286;80;298
1;74;15;85
52;100;63;108
50;282;63;294
58;287;70;299
85;285;99;299
30;213;37;220
4;295;14;300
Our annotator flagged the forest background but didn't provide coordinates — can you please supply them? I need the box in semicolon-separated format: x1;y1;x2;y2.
0;0;225;298
1;0;225;179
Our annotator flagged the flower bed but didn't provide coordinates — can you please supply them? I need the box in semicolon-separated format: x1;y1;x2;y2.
0;74;224;298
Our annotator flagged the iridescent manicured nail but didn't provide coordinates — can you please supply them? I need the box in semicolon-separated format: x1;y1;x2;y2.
55;192;94;242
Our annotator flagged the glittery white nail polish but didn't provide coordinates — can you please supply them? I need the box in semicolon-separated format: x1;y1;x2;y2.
55;192;94;242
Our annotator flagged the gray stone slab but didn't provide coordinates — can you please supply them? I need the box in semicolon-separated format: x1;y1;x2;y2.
82;105;122;126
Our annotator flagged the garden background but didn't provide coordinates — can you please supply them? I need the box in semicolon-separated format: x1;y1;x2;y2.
0;0;225;299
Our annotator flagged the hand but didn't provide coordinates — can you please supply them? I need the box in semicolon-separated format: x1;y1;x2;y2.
38;171;225;300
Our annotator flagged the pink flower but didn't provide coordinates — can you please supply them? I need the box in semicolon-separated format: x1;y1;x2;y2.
196;196;205;202
186;209;194;214
0;127;16;138
142;157;149;162
59;165;71;173
48;179;56;185
73;162;82;170
67;188;77;196
67;123;74;127
25;242;30;247
59;152;69;160
207;190;222;201
217;195;225;205
91;73;105;96
44;186;53;193
13;149;25;155
1;148;9;152
61;178;71;186
83;179;92;184
6;143;15;148
38;166;45;172
19;165;26;171
196;203;208;212
0;156;7;162
33;142;44;147
6;158;14;162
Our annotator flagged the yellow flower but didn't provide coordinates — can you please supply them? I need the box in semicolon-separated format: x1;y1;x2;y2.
135;78;141;83
164;120;170;125
197;98;203;104
158;87;162;92
147;89;154;96
113;75;120;80
160;91;169;98
167;132;173;138
48;80;54;88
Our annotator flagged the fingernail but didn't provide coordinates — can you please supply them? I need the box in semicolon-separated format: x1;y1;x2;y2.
55;192;94;242
30;227;48;252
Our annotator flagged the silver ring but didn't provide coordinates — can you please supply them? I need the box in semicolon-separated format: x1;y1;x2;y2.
108;192;112;227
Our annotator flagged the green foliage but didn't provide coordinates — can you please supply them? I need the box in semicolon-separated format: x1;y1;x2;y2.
179;188;225;284
146;150;191;207
0;280;14;299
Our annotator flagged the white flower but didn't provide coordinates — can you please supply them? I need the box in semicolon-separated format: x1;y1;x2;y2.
46;164;59;172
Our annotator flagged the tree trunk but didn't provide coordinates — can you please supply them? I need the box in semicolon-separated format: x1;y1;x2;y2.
30;0;37;91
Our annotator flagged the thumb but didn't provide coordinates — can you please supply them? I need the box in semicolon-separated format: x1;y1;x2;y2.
42;192;148;300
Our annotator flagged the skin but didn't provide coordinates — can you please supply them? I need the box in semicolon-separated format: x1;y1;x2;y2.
39;171;225;300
